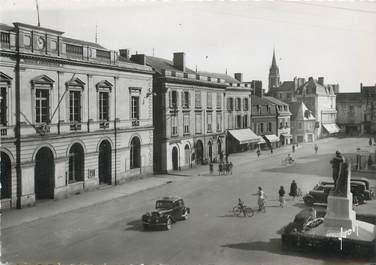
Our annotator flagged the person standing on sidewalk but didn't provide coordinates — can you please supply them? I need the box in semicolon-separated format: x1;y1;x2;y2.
279;186;286;207
289;180;298;200
292;144;295;153
256;148;261;158
314;144;318;154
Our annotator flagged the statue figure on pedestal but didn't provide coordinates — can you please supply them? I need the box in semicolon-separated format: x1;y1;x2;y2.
329;151;348;196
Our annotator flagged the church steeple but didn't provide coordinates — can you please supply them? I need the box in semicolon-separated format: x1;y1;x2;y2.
269;48;280;91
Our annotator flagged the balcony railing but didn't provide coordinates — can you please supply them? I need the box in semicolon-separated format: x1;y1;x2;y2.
70;122;82;131
99;120;110;128
132;119;140;127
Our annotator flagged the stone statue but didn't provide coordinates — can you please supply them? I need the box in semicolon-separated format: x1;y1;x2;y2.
329;151;347;196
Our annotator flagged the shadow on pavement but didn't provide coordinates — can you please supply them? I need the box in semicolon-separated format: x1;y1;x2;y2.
125;220;161;232
263;154;333;178
222;238;375;263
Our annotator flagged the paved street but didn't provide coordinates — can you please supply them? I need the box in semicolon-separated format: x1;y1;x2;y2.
1;137;376;265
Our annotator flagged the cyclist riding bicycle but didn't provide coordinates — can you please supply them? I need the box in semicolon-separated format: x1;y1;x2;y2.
238;198;246;216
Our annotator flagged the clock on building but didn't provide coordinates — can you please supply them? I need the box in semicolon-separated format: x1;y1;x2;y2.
37;36;46;50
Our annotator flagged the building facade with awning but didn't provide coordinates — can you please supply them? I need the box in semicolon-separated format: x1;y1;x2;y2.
322;123;340;135
262;134;280;149
227;128;260;153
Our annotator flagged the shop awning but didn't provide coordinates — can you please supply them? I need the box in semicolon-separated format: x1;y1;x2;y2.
263;134;280;143
258;138;266;145
322;124;340;134
228;129;260;144
281;133;292;138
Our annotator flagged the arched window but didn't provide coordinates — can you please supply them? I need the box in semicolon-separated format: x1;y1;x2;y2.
68;143;85;183
130;137;141;169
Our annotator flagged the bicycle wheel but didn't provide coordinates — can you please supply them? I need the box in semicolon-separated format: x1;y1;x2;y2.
233;206;241;216
245;207;255;217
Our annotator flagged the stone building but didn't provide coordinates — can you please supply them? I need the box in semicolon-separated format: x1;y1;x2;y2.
264;96;292;146
289;101;316;143
336;83;376;136
0;22;153;208
199;72;258;154
137;53;227;173
361;84;376;134
295;77;339;138
250;90;279;150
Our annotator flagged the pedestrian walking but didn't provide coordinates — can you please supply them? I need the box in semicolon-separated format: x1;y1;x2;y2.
270;147;273;154
289;180;298;200
256;148;261;158
292;144;295;153
209;162;214;174
369;137;373;146
279;186;286;207
229;161;233;175
314;144;318;154
253;187;266;212
218;162;223;175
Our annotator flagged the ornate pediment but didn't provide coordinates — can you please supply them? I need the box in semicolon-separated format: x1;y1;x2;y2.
65;77;85;88
0;72;13;84
30;75;54;86
96;80;113;91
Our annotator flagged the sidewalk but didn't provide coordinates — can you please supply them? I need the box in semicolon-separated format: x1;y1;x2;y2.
1;175;179;229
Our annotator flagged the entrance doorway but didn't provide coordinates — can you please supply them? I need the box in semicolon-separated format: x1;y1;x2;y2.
34;147;55;200
184;145;190;166
196;140;204;164
1;152;11;199
172;146;179;170
99;140;112;184
208;141;213;162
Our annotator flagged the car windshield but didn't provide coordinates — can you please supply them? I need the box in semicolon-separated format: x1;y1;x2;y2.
156;200;173;209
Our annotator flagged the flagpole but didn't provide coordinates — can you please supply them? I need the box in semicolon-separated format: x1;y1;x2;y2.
35;0;41;26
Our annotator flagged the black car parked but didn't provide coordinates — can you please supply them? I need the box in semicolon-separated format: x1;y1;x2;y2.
142;196;190;230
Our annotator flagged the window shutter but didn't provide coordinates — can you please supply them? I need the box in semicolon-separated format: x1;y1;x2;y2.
181;91;185;107
188;92;190;107
168;91;172;108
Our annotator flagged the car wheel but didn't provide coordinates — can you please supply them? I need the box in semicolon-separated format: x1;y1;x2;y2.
304;196;314;206
165;217;172;230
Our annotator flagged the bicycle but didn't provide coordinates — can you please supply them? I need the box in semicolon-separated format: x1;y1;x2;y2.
232;204;255;217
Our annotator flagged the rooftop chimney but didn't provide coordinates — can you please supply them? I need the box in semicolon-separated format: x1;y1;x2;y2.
173;52;185;72
119;49;130;59
318;77;324;86
234;73;243;82
130;54;146;65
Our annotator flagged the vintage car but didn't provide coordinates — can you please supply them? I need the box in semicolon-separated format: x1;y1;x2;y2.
141;196;190;230
304;181;370;206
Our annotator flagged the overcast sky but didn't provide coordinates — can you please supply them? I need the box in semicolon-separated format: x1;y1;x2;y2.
1;0;376;92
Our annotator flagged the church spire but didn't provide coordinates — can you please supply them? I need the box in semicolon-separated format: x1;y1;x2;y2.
269;48;280;91
272;48;277;67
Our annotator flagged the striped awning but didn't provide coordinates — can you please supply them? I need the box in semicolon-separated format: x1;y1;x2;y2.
228;129;260;144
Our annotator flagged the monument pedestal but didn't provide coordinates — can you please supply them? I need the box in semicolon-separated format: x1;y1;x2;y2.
324;194;356;230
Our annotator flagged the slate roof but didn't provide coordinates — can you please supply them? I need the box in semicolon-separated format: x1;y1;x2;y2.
296;78;335;96
277;81;295;91
145;56;196;74
251;95;277;116
0;23;14;31
62;37;105;49
198;71;240;84
264;96;288;106
336;92;362;103
289;101;315;120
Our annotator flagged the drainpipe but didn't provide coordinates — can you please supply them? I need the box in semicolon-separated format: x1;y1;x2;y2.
114;76;118;185
15;26;22;209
